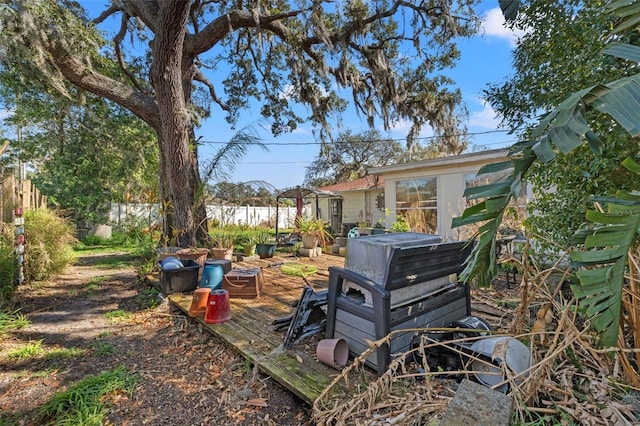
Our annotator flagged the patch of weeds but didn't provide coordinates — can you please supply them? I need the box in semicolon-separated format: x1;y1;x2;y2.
235;356;254;377
32;368;58;378
38;366;136;425
94;256;134;270
14;368;58;380
87;277;107;296
105;310;131;322
44;347;87;360
0;310;30;337
7;340;44;360
136;287;160;309
92;341;116;357
136;255;156;276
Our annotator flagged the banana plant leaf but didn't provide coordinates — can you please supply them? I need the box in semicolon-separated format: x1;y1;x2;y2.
569;158;640;347
466;0;640;349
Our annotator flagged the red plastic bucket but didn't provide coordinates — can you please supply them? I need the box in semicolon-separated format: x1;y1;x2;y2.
204;289;231;324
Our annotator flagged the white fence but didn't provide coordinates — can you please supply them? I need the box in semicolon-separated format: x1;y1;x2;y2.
109;203;304;229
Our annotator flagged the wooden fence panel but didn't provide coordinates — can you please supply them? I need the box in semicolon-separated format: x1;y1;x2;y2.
0;173;46;223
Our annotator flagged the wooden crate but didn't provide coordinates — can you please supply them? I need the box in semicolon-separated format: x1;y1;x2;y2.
222;268;264;298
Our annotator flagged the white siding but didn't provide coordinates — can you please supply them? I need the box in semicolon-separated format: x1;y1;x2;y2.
378;155;509;240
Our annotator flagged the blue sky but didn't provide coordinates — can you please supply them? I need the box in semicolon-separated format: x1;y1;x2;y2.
191;2;524;190
79;1;523;190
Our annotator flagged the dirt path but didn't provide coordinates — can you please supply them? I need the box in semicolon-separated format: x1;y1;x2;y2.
0;252;310;425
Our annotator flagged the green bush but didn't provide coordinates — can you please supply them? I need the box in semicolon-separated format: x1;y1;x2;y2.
25;208;77;281
390;215;410;232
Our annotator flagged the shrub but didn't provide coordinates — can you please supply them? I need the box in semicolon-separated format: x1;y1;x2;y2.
0;223;18;305
25;208;77;281
390;215;410;232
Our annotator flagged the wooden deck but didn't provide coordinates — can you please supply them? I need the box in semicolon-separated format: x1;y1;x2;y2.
149;253;347;405
149;252;516;405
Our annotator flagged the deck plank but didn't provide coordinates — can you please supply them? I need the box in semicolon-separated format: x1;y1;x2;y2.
155;254;346;404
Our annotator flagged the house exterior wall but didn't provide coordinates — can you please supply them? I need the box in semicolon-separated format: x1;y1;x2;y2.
310;189;385;234
373;151;510;241
342;191;367;224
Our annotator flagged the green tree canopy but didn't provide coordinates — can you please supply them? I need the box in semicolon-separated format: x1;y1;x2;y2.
0;49;159;224
484;0;638;246
0;0;480;246
304;129;444;187
208;181;275;206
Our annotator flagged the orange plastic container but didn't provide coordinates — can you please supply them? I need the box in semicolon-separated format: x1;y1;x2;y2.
188;288;211;317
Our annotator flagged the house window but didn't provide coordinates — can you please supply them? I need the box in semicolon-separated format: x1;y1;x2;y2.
464;171;528;206
395;177;437;233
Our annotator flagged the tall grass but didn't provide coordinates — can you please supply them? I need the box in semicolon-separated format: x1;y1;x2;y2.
0;223;18;305
25;208;77;282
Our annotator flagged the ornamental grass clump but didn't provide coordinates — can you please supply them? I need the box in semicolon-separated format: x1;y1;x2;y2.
0;222;18;305
24;208;77;281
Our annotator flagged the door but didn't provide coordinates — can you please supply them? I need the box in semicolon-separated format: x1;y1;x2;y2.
330;198;342;234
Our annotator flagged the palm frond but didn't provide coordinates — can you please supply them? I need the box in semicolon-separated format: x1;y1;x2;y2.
498;0;520;22
570;158;640;347
201;125;267;183
453;32;640;288
452;148;536;286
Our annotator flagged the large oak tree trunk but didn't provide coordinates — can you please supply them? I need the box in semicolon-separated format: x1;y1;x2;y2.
150;0;208;248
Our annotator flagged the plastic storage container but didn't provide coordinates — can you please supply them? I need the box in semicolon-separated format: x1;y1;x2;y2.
344;232;442;287
158;259;201;294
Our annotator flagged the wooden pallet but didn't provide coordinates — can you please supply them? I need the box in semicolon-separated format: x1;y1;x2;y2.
152;254;347;404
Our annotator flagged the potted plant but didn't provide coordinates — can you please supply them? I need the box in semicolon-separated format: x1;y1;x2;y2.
211;231;234;260
296;216;332;249
372;218;387;235
255;229;277;259
238;230;258;256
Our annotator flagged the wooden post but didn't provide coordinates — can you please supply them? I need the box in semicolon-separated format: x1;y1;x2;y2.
21;179;31;211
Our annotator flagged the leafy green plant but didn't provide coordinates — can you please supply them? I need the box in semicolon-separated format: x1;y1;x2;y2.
0;310;29;336
44;346;86;360
390;215;410;232
570;158;640;346
136;288;160;309
0;228;18;305
38;366;136;425
296;216;333;246
236;229;258;246
91;341;116;357
210;230;234;249
104;310;131;322
255;229;274;244
453;2;640;350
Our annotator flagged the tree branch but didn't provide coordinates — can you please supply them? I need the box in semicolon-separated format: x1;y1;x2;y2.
50;48;160;129
186;9;303;55
113;12;151;95
92;3;123;25
121;0;159;33
193;69;230;112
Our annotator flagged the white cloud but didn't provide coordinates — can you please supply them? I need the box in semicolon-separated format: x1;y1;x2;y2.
468;100;501;129
481;7;527;47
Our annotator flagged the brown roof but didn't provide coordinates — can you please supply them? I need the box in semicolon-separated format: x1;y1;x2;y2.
318;175;384;192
